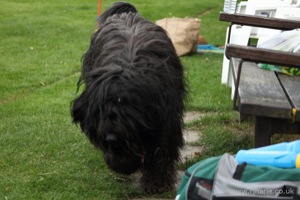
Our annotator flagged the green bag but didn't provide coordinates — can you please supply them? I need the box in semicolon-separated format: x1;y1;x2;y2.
258;63;300;76
176;153;300;200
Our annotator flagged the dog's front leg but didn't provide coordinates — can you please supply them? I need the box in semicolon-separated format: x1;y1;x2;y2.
140;146;179;193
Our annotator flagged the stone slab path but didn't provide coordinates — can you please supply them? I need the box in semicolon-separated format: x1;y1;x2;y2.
181;112;202;162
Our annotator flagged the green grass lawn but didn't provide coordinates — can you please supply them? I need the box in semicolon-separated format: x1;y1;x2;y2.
1;0;255;199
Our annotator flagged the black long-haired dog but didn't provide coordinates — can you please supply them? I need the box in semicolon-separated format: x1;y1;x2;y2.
71;2;186;193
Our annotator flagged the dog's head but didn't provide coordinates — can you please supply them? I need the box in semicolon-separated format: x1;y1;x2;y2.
71;64;172;174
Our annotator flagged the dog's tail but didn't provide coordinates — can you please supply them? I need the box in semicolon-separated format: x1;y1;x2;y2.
98;2;138;24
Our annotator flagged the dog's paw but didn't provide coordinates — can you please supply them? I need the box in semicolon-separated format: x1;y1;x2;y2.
141;177;175;194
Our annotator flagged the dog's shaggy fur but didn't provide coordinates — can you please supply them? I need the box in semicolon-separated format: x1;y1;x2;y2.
71;2;186;193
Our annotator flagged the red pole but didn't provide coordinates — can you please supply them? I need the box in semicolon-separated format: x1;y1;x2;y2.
98;0;102;16
97;0;102;29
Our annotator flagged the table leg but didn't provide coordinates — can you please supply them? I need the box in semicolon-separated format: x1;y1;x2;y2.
254;116;272;147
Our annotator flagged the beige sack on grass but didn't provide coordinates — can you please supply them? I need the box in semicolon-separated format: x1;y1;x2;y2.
156;18;201;56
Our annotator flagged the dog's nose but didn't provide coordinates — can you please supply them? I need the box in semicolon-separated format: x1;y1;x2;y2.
105;133;119;147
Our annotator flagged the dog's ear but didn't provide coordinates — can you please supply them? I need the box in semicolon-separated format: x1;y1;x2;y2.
71;92;88;126
71;90;102;147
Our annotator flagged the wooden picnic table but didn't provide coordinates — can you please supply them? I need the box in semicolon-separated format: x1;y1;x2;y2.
220;12;300;147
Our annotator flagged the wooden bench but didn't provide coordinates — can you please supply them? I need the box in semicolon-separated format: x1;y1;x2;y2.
219;12;300;147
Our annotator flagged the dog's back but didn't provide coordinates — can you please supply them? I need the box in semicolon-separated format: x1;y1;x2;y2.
83;2;181;78
97;2;138;24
